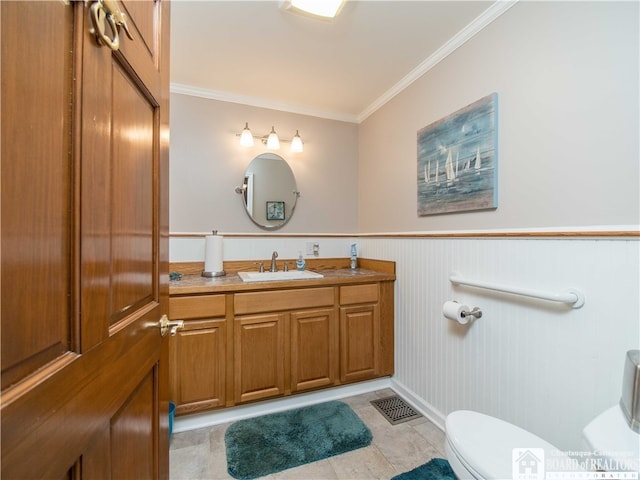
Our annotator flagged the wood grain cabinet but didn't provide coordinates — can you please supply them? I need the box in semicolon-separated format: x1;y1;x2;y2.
169;295;228;414
233;287;336;404
234;312;286;403
290;307;337;393
339;284;380;383
168;273;394;415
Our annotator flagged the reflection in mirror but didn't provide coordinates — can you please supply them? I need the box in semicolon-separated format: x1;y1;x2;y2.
235;153;299;230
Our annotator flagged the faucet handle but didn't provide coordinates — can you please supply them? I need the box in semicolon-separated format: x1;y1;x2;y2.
283;262;289;272
253;262;265;272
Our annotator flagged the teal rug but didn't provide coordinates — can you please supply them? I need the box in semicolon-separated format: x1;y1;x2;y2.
225;400;372;479
392;458;456;480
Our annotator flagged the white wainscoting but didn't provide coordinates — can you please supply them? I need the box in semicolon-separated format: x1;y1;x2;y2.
359;236;639;451
169;233;639;451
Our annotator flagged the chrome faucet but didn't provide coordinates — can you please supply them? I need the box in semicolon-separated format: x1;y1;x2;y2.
270;251;278;272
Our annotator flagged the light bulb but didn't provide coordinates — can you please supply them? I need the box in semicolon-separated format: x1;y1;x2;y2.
239;122;254;147
290;130;303;153
266;126;280;149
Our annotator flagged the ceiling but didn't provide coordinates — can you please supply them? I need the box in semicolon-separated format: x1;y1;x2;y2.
170;1;496;122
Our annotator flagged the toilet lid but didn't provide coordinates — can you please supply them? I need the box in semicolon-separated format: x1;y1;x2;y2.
446;410;562;479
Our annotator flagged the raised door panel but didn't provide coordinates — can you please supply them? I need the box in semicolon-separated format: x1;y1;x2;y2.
340;305;380;383
111;371;156;479
234;314;285;403
173;319;226;413
0;0;74;391
290;309;337;392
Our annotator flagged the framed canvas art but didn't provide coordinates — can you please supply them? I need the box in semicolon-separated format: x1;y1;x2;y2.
417;93;498;216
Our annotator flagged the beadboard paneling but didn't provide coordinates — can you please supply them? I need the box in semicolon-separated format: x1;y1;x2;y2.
360;237;639;451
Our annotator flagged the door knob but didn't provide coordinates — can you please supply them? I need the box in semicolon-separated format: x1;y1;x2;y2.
158;314;184;337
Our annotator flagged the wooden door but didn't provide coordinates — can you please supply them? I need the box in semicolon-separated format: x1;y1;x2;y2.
1;1;171;478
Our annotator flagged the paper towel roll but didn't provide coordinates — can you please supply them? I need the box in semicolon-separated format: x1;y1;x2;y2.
203;233;224;276
443;301;470;325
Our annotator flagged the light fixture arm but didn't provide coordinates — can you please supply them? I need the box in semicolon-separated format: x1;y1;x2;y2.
235;133;300;145
236;123;303;152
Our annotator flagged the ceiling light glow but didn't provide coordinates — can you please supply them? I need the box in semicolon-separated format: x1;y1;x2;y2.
282;0;345;19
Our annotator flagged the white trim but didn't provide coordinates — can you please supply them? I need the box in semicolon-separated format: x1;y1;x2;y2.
357;0;519;123
170;83;359;124
169;226;640;237
170;1;518;124
390;378;446;432
172;378;392;434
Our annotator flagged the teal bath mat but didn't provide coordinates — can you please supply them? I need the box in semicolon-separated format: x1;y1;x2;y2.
392;458;456;480
225;400;372;479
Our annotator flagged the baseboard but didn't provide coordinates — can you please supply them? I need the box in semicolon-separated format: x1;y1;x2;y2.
173;378;392;434
389;378;447;432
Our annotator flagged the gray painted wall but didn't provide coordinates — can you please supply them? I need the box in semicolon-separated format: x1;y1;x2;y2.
170;95;359;233
358;1;639;233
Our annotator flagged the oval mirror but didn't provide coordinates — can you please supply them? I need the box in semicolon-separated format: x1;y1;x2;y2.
235;153;299;230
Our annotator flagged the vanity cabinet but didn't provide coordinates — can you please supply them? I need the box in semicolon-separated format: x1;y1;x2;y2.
168;262;395;416
169;295;228;414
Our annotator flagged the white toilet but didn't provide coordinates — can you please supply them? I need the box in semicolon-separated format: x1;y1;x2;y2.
445;350;640;479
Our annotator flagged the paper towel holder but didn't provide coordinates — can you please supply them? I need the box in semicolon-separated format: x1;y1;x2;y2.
202;230;226;278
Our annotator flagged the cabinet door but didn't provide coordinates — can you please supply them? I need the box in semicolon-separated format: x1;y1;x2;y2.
234;313;286;403
172;319;226;414
340;305;380;383
290;308;337;392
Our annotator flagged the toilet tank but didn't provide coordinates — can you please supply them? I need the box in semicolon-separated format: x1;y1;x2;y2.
621;349;640;433
582;350;640;471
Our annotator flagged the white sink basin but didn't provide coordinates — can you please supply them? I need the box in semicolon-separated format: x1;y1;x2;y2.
237;270;324;282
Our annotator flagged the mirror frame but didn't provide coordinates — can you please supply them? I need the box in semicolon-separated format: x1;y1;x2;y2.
235;153;300;231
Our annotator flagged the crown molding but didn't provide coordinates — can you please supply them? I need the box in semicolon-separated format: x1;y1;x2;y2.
357;0;519;123
170;83;359;124
171;1;518;125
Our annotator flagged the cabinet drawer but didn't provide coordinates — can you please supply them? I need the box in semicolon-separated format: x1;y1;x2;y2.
170;295;226;319
235;287;334;315
340;284;378;305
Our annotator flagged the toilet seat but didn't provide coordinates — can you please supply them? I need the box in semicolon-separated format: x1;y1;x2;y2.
446;410;564;479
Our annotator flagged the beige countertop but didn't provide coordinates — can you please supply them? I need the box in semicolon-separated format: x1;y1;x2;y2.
169;267;396;295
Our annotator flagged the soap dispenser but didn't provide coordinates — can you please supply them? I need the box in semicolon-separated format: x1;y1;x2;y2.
350;243;358;270
296;252;306;271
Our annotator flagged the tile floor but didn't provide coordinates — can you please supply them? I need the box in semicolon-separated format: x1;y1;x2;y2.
169;388;448;480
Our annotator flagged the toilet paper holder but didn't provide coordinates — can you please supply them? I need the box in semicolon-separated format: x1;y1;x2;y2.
461;307;482;320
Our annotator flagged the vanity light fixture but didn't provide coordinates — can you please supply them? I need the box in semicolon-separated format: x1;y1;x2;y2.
280;0;345;19
237;123;304;153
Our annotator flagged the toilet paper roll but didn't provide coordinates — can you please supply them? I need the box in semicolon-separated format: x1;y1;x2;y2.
204;233;224;275
443;301;470;325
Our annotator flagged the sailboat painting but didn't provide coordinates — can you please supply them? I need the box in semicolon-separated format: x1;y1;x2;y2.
417;93;498;215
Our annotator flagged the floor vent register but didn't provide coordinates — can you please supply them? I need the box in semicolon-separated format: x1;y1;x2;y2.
370;395;422;425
